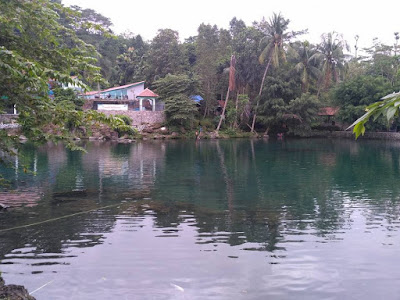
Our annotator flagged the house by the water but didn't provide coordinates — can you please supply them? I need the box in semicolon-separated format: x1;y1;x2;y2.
81;81;165;126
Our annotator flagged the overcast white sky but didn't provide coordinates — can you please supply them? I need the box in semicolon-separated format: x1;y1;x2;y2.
63;0;399;54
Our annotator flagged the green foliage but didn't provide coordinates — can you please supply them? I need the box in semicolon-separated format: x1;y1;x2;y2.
312;32;349;90
109;114;136;137
116;46;145;85
113;125;137;137
164;94;199;128
346;41;400;137
230;19;264;91
18;101;121;139
256;93;320;135
263;65;302;102
349;91;400;138
61;5;127;87
251;12;306;132
0;0;154;160
153;74;200;99
222;102;237;129
256;98;287;131
145;29;188;82
196;23;232;116
0;0;118;162
333;75;394;130
364;40;400;87
258;13;290;67
224;93;250;129
53;87;85;110
153;74;200;128
199;118;215;131
220;127;238;137
289;41;321;93
2;0;400;155
114;114;132;126
285;93;321;135
334;75;392;107
336;104;366;126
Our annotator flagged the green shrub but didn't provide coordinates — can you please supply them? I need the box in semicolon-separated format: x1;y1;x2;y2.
114;124;137;137
114;114;132;126
199;118;214;131
164;94;198;129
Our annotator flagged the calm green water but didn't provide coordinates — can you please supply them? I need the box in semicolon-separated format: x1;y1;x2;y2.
1;139;400;299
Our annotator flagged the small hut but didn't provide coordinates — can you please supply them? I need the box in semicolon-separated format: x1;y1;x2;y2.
136;88;162;111
318;107;340;124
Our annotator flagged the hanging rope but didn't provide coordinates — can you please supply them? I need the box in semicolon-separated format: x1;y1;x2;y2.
0;202;128;234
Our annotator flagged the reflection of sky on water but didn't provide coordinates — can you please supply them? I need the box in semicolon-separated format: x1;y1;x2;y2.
1;139;400;299
2;203;400;300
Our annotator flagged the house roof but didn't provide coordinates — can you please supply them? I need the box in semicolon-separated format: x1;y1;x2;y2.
80;81;145;96
318;107;340;116
82;91;99;96
137;88;159;98
102;81;145;93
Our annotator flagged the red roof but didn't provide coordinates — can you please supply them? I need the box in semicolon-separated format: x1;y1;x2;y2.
318;107;340;116
137;88;159;98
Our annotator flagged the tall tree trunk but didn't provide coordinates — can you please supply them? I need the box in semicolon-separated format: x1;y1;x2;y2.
217;54;236;132
251;56;272;133
216;89;230;132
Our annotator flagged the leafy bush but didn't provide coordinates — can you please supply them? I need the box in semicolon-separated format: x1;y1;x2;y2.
153;74;200;99
114;114;132;125
53;87;85;110
333;75;394;131
333;75;393;107
114;125;137;137
221;128;237;137
164;94;198;128
199;118;214;131
284;94;320;135
153;74;200;129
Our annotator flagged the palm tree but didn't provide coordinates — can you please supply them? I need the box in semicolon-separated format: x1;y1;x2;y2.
251;13;291;133
290;41;321;93
312;32;349;95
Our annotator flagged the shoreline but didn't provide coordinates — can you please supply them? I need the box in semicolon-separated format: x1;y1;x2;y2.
4;124;400;142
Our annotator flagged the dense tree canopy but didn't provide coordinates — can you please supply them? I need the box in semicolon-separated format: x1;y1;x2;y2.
0;0;128;160
1;0;400;149
153;74;199;128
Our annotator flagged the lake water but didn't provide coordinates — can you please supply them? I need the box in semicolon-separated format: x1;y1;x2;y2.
1;139;400;299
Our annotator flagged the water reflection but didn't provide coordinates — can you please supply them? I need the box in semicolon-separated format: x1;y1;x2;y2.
0;139;400;299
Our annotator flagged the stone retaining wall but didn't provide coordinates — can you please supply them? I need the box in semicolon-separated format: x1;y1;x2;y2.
0;114;18;124
99;110;165;126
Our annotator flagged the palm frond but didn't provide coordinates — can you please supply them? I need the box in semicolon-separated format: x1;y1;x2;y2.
259;42;273;64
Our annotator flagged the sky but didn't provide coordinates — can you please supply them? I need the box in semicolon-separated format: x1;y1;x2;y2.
62;0;400;54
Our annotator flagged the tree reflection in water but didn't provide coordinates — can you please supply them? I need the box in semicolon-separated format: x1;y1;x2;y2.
0;139;400;293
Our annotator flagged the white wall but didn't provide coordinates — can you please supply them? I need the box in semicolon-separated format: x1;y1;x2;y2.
127;82;145;100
